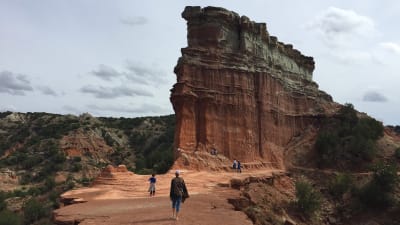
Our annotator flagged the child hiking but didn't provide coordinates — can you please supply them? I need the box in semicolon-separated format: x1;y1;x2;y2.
148;173;156;197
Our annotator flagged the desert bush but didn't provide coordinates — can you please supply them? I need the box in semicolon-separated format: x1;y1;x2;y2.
27;187;41;196
315;103;384;168
295;180;322;216
48;191;60;209
354;117;384;140
70;163;82;172
10;189;28;198
44;176;56;192
78;177;92;186
23;198;48;225
0;209;22;225
371;162;398;192
0;111;12;119
73;156;81;162
21;155;43;170
395;148;400;159
358;162;398;208
329;173;353;200
0;191;7;211
394;126;400;134
315;132;339;166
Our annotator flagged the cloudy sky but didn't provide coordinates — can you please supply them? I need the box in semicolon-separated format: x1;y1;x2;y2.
0;1;399;125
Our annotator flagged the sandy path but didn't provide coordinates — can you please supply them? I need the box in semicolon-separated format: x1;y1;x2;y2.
54;169;283;225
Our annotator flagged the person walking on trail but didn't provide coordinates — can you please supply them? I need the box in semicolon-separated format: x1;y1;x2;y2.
232;159;237;170
170;170;189;220
148;173;156;197
237;161;242;173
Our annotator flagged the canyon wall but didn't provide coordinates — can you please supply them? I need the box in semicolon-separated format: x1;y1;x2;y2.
170;6;338;169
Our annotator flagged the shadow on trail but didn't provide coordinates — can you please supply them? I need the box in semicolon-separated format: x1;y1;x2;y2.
130;217;176;224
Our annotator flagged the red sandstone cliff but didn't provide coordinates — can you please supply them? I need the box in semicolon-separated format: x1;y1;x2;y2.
170;6;339;169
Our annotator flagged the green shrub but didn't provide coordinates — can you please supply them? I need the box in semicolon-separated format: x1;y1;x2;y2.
295;180;322;216
73;156;81;162
10;189;27;198
371;162;398;192
355;117;384;140
23;198;48;225
0;209;22;225
315;132;339;166
0;191;7;211
0;111;12;119
27;187;41;196
48;191;60;209
21;155;43;170
44;176;56;192
329;173;353;200
394;126;400;134
395;148;400;159
64;175;75;191
358;162;398;208
19;173;33;185
79;177;92;186
315;103;384;168
70;163;82;172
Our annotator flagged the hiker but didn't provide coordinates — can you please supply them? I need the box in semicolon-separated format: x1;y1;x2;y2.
148;173;156;197
170;170;189;220
232;159;237;170
237;161;242;173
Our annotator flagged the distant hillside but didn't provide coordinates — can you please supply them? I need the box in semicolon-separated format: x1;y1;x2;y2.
0;111;174;224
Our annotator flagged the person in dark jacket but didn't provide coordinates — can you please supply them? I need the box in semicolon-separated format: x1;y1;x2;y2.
237;161;242;173
170;170;189;220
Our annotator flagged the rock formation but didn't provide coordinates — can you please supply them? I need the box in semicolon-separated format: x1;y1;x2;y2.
170;6;339;169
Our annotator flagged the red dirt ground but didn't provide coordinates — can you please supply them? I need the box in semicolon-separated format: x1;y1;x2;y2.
54;169;283;225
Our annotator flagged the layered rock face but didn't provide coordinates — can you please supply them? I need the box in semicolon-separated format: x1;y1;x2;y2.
170;6;337;169
60;129;114;163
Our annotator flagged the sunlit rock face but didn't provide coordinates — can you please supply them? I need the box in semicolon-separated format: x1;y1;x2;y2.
170;6;337;169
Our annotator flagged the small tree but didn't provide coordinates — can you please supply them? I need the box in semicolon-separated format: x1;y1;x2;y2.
23;198;48;224
0;191;7;211
329;173;353;200
0;210;22;225
394;147;400;159
295;180;322;216
371;162;398;192
358;162;398;208
44;176;56;192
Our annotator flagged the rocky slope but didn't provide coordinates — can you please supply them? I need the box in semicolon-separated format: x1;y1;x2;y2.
170;6;339;170
0;111;174;223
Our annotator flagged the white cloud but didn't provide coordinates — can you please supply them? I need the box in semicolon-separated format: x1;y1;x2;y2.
0;105;17;112
0;70;34;95
89;62;166;86
91;64;122;81
80;85;153;99
380;42;400;54
120;16;148;26
87;103;166;114
328;50;379;64
307;7;377;48
125;61;167;85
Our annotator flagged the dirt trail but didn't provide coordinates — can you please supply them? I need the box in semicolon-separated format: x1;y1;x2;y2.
54;169;284;225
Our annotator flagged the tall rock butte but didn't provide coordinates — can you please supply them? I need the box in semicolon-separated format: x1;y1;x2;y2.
170;6;338;169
